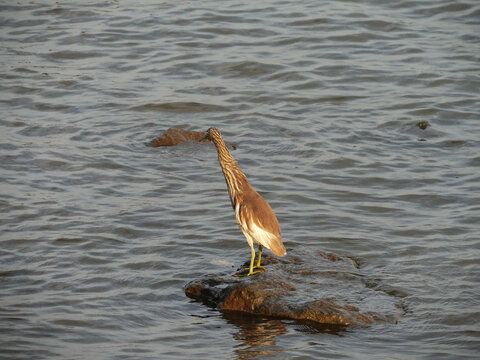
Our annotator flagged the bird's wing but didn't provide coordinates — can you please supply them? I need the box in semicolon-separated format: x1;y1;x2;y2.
236;191;286;256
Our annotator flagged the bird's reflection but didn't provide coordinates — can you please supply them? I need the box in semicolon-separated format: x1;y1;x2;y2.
222;311;346;360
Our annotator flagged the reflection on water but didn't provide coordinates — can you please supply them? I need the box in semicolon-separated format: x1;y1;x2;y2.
225;313;288;359
225;312;347;359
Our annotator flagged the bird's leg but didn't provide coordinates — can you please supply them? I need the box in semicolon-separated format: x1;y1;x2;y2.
256;245;263;267
234;244;265;277
234;244;266;277
248;244;256;274
247;244;265;276
253;245;266;271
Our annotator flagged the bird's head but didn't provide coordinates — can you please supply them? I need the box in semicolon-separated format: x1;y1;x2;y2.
202;127;223;142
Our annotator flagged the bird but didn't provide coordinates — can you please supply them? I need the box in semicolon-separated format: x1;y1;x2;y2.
203;127;286;276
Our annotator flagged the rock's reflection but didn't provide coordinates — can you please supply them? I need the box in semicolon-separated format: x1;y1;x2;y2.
222;311;346;359
223;312;287;359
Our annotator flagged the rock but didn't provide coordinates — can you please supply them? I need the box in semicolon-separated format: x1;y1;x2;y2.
150;128;207;146
416;121;430;130
149;128;236;149
185;248;404;328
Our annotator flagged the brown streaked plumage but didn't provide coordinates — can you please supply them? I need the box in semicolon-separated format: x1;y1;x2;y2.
204;127;286;276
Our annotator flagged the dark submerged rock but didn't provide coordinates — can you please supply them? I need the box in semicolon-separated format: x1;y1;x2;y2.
185;249;404;328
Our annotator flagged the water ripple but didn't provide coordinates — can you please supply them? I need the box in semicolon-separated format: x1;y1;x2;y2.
1;0;479;359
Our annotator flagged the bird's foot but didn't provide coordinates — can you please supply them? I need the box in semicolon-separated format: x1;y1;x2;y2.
233;266;266;278
251;265;266;272
242;265;266;271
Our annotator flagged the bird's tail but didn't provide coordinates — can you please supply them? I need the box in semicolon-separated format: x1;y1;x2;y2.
269;239;287;257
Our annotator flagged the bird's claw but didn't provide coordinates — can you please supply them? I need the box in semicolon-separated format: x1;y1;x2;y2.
233;266;266;277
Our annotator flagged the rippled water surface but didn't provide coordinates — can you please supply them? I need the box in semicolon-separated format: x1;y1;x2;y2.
1;1;479;359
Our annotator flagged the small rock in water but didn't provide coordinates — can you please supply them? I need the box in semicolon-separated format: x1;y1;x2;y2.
416;121;430;130
149;128;208;147
185;248;404;328
148;127;236;149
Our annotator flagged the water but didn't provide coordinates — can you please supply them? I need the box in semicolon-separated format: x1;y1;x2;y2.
1;0;479;358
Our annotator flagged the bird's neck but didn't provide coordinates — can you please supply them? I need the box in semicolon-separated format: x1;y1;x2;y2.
213;138;249;204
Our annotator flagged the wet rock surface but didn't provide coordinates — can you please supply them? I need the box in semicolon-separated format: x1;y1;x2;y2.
185;248;404;328
149;127;236;149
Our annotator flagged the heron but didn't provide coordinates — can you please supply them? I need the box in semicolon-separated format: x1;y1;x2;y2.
203;127;286;276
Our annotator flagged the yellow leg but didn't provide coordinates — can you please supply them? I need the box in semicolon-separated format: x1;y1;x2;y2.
234;244;266;277
247;244;266;276
248;244;256;275
256;245;263;268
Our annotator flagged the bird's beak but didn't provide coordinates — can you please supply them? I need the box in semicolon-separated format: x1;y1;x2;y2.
200;133;210;142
